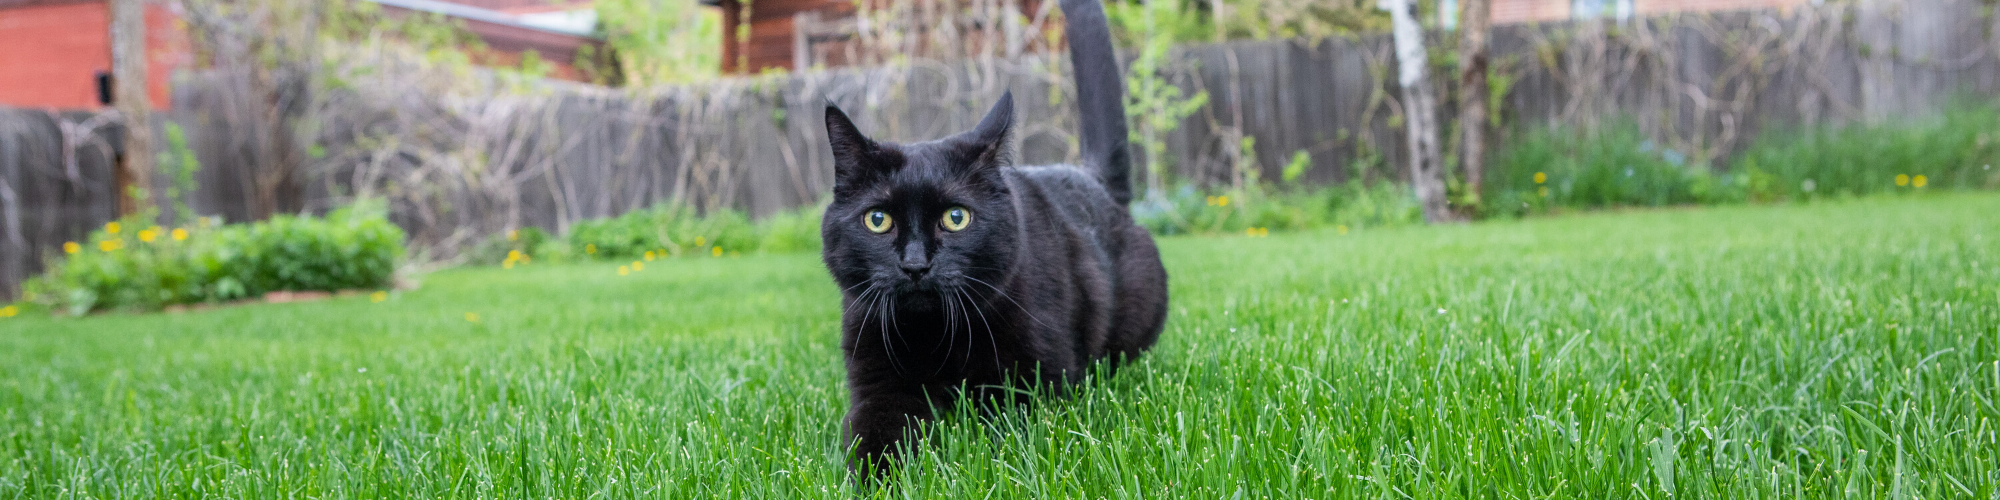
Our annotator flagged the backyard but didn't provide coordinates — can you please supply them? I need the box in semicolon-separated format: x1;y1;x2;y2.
2;193;1997;498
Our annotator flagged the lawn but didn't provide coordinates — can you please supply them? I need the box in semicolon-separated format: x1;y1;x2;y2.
3;193;1997;498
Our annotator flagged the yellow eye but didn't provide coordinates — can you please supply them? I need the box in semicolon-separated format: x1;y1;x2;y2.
864;210;893;233
941;207;972;232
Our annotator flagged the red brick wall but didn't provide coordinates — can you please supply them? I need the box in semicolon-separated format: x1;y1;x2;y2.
0;1;185;110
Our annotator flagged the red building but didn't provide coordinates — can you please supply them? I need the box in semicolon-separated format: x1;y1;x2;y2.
0;0;607;111
0;0;188;110
706;0;1048;75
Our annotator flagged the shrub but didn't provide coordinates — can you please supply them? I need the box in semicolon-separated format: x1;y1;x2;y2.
1487;104;2000;215
21;202;405;315
1731;104;2000;201
754;205;826;254
563;204;760;260
1485;122;1731;217
1134;182;1420;236
217;202;405;294
465;226;551;266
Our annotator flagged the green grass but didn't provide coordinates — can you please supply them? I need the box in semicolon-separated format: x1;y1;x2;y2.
3;194;1998;498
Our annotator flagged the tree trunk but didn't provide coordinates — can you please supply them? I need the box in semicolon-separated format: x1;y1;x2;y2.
1458;0;1491;205
111;0;153;215
1380;0;1453;223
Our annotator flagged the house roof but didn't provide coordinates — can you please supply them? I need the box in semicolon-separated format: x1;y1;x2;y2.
365;0;599;38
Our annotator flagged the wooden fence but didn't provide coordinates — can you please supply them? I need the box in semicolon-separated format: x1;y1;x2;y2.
2;0;1995;300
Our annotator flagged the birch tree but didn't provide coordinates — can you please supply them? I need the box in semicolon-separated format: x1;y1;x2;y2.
1378;0;1451;222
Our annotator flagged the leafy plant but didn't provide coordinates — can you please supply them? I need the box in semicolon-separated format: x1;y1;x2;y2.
20;201;405;315
157;122;202;226
1485;121;1731;217
595;0;722;85
1731;103;2000;201
1487;103;2000;217
218;202;405;294
1118;0;1211;200
563;204;762;261
1134;181;1420;236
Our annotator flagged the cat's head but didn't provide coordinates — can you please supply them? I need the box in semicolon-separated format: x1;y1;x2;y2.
820;93;1018;304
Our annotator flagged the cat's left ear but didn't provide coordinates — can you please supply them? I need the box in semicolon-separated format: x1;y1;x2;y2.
956;91;1015;171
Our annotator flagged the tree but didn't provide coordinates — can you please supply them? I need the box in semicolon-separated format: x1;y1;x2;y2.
111;0;153;214
1458;0;1491;207
1378;0;1452;223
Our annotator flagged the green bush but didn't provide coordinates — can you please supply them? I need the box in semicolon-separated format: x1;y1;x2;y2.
1732;104;2000;201
465;226;551;266
1134;182;1420;236
546;203;823;263
1485;122;1732;217
218;202;405;294
1487;105;2000;216
21;202;405;315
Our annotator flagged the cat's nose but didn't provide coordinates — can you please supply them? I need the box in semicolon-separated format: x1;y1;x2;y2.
899;241;930;280
899;259;930;279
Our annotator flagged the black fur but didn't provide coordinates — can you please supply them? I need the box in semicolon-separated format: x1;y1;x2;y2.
820;0;1167;473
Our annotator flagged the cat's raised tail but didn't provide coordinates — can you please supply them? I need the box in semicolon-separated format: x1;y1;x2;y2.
1060;0;1134;206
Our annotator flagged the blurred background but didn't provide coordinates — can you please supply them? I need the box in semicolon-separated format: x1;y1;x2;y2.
1;0;1995;309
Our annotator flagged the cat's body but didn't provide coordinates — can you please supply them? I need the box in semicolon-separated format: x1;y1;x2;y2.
820;0;1166;469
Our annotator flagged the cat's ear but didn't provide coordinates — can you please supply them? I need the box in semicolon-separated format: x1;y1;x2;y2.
956;92;1015;171
827;104;887;191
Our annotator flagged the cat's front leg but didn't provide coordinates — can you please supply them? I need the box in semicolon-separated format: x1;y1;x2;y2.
843;388;936;474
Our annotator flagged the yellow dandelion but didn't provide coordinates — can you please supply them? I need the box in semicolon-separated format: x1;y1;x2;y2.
508;250;523;261
643;251;656;261
171;228;188;241
711;246;723;257
632;261;644;271
64;241;81;254
618;266;630;276
1205;196;1217;206
370;291;388;303
1538;186;1551;197
98;239;122;252
1246;227;1257;237
464;312;480;323
1337;225;1350;235
1895;174;1910;186
137;229;157;243
507;230;520;241
105;222;121;234
1913;175;1928;188
1217;195;1230;207
585;244;598;255
0;305;17;318
1534;172;1547;184
695;236;706;247
502;260;515;270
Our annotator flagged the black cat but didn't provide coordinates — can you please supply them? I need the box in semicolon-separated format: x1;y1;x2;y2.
819;0;1169;472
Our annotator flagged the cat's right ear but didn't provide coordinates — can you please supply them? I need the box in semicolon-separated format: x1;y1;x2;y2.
827;104;882;192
